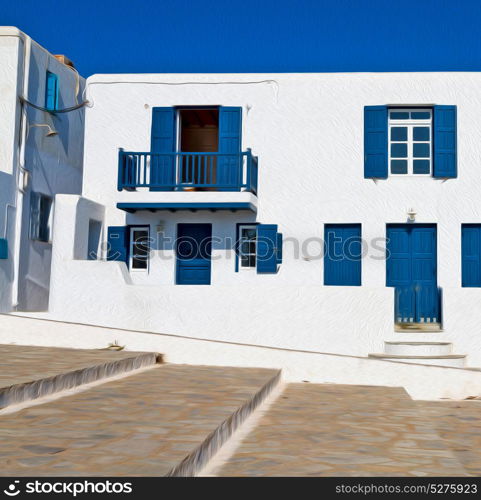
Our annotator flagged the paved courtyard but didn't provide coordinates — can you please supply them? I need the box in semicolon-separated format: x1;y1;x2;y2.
0;344;142;389
216;384;480;477
1;345;481;476
0;363;276;476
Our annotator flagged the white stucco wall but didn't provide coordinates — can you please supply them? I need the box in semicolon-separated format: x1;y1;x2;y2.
0;27;85;312
46;72;481;365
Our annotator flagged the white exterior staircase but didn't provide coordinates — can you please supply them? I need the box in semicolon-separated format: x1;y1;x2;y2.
369;341;467;368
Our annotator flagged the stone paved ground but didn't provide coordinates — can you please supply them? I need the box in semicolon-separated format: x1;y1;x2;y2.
415;400;481;476
0;344;145;388
216;384;473;477
0;364;276;476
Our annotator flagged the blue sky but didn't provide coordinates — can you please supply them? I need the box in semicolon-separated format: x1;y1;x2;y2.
2;0;481;76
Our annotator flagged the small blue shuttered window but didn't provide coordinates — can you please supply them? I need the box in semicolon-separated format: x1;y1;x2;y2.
0;239;7;259
462;224;481;287
45;71;59;111
364;105;457;179
256;224;283;274
324;224;362;286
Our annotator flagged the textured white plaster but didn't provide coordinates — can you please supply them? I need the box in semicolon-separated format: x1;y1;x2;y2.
0;28;85;311
43;72;481;369
2;314;481;400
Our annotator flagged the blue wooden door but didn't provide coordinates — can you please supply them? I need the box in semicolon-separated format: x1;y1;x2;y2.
386;224;438;323
176;224;212;285
324;224;362;286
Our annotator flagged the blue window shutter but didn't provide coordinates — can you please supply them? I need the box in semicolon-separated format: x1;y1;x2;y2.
433;105;457;178
150;107;176;191
256;224;279;274
107;226;128;263
324;224;362;286
218;107;242;190
364;106;388;179
45;72;58;111
276;232;283;265
462;225;481;287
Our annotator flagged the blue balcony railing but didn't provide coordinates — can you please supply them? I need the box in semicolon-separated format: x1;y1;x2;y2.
118;149;258;194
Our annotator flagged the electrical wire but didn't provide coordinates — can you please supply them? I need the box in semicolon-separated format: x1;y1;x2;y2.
19;96;89;113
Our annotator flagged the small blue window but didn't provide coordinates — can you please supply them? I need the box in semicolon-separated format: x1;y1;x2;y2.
413;126;430;141
45;71;59;111
413;160;430;174
390;127;407;141
391;143;407;158
391;160;408;174
413;143;430;158
390;111;409;119
412;111;431;119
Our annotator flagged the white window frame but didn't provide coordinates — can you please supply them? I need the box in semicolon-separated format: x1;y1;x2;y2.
238;224;257;270
388;108;432;177
129;226;150;273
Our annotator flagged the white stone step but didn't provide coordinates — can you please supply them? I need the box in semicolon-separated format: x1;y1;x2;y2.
368;353;467;368
384;341;453;357
395;322;442;332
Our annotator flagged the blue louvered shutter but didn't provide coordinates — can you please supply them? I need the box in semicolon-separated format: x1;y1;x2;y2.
150;107;176;191
433;105;457;178
462;225;481;287
276;232;283;265
256;224;279;274
45;72;58;111
107;226;129;263
364;106;388;179
218;107;242;191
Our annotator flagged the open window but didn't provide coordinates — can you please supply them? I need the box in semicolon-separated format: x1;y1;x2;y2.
178;108;219;187
30;193;53;243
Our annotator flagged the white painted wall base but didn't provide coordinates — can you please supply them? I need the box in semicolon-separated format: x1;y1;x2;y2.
2;313;481;401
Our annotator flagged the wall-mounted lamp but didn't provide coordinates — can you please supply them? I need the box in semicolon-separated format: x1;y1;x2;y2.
28;123;58;137
407;208;417;221
156;221;165;233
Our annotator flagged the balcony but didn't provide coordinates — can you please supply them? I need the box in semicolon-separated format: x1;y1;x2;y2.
116;149;258;213
118;150;257;193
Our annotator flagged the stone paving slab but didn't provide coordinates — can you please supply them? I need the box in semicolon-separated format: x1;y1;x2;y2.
216;384;470;477
415;400;481;476
0;344;147;389
0;364;277;476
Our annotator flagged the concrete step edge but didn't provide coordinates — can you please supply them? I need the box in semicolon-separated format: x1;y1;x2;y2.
385;341;452;346
369;353;466;360
165;369;282;477
0;352;161;410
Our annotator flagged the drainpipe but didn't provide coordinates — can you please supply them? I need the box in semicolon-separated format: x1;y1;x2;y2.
0;29;31;309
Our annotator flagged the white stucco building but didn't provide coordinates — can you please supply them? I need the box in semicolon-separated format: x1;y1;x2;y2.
38;70;481;372
0;27;85;312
